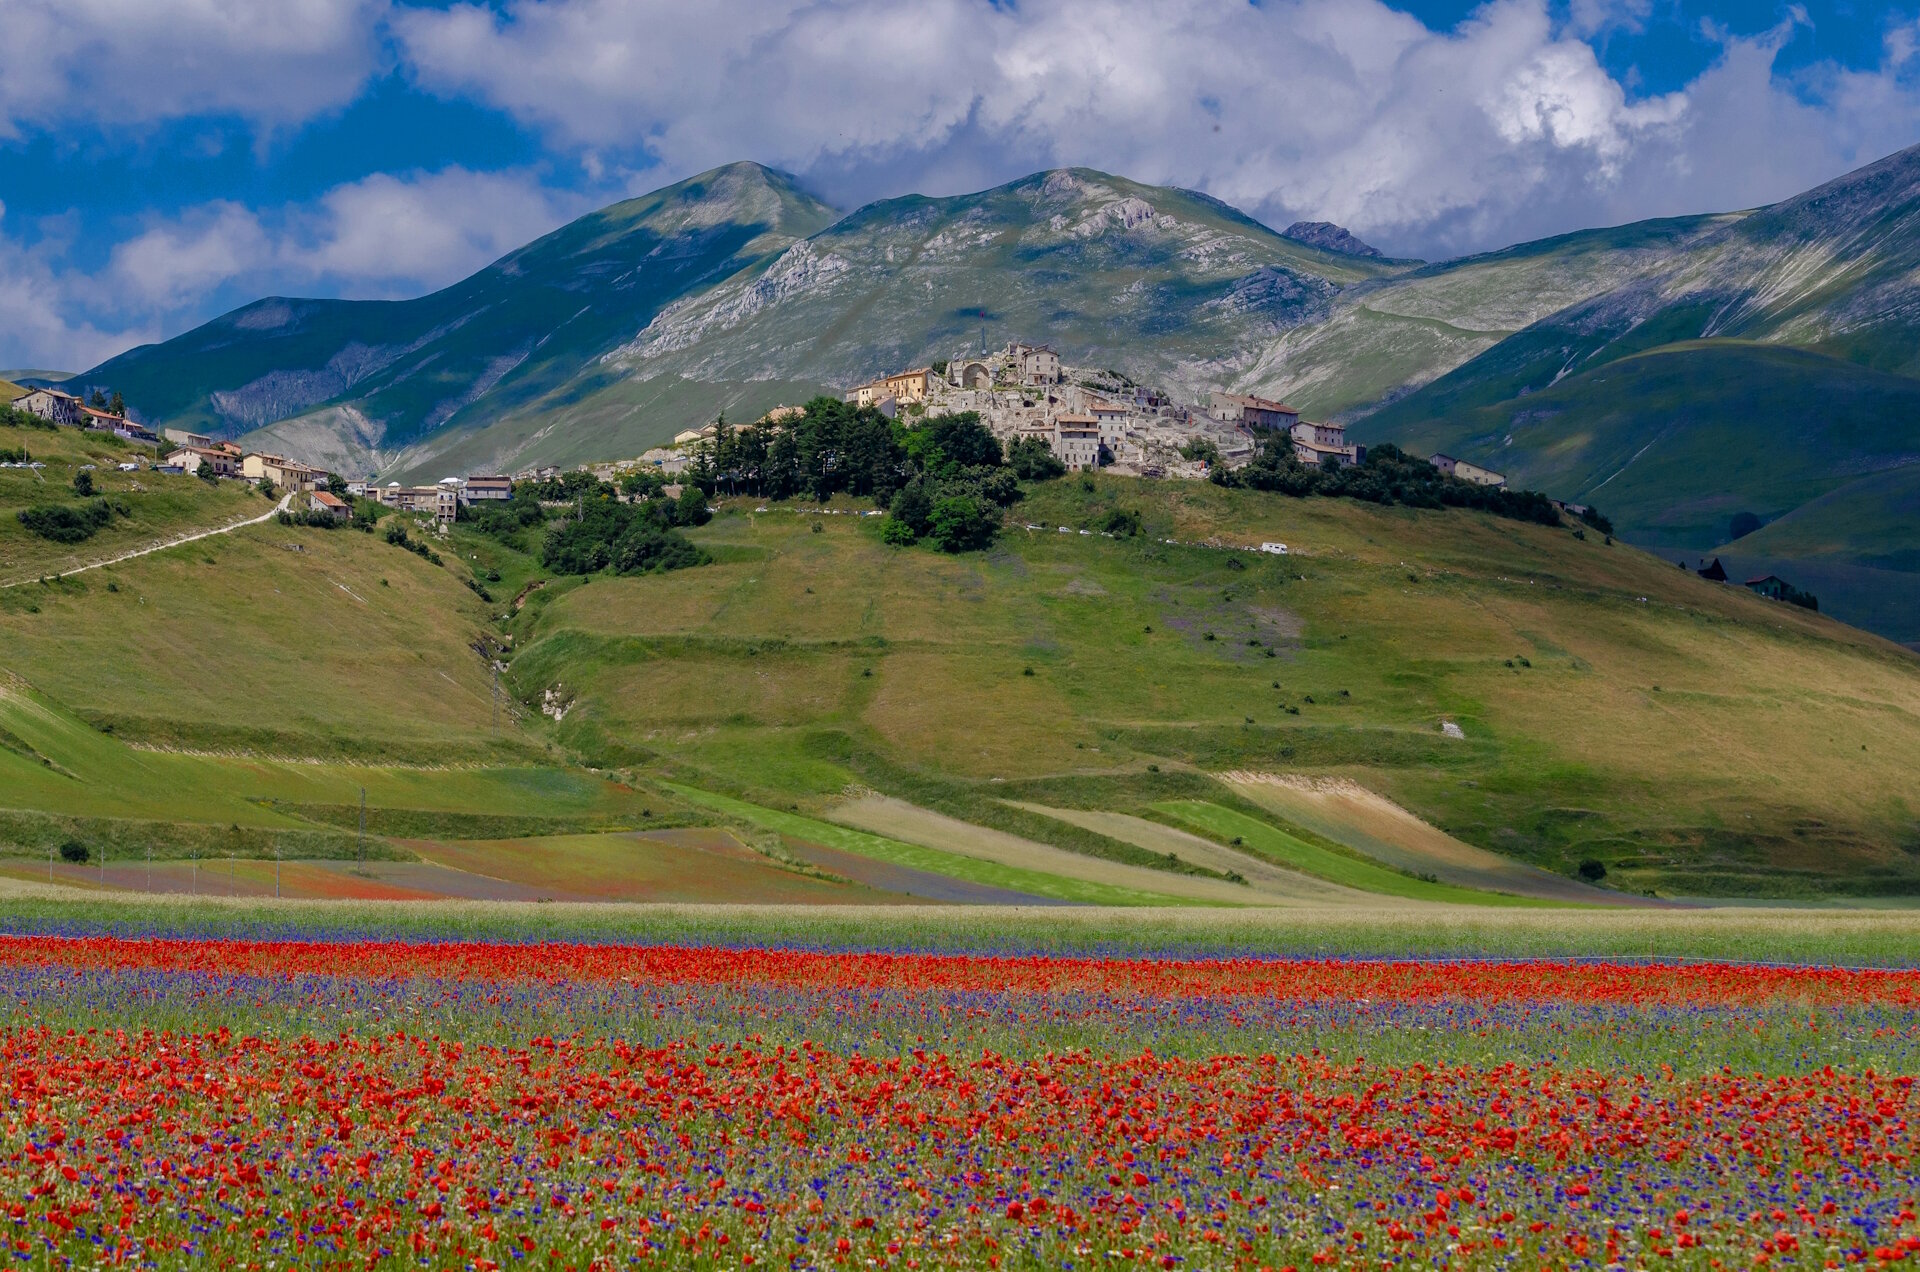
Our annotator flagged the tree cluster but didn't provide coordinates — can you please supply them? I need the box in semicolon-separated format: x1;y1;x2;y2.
0;405;56;431
383;520;443;566
879;412;1026;551
465;490;549;540
276;509;344;529
690;397;908;503
1213;439;1563;527
539;488;710;578
18;498;128;543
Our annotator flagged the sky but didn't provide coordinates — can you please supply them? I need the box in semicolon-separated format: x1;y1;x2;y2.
2;0;1918;374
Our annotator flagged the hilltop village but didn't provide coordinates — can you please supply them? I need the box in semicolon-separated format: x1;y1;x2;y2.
4;351;1816;612
7;345;1512;507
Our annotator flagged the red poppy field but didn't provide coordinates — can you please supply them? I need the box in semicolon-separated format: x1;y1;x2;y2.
2;932;1917;1270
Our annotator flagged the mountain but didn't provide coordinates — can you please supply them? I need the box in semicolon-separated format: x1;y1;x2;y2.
1342;144;1920;645
1282;221;1385;259
72;146;1920;642
82;162;837;475
82;164;1410;477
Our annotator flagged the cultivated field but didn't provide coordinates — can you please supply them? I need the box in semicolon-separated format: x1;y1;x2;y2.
6;909;1918;1267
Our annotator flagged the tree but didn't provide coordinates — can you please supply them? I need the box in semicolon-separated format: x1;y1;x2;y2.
1006;436;1065;481
89;389;107;409
886;477;933;538
197;460;218;484
921;412;1002;470
1728;511;1762;540
675;484;711;526
58;839;89;863
925;493;997;552
326;473;350;498
72;470;94;497
1098;506;1143;537
108;391;125;416
621;469;667;500
1577;859;1608;883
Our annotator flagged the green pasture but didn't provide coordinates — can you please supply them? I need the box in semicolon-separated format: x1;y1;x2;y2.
514;479;1920;896
0;419;264;584
5;457;1920;903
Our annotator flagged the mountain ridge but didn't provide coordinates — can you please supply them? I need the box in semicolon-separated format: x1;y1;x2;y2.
66;144;1920;643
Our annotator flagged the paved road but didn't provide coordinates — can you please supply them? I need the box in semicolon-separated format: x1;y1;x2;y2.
2;492;292;589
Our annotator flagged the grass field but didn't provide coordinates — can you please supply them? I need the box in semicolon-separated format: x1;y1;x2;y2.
408;830;880;904
6;448;1920;905
4;879;1920;962
0;419;263;584
511;478;1920;897
1221;771;1613;901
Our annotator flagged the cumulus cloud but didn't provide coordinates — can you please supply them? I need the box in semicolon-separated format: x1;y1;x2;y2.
0;0;387;136
11;0;1920;371
287;168;580;287
8;169;582;371
394;0;1920;258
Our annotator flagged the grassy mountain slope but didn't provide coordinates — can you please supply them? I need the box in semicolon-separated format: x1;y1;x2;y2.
10;447;1918;898
1327;142;1920;431
0;416;259;584
593;168;1399;402
82;163;838;474
1373;342;1920;645
1339;145;1920;644
505;481;1920;898
1383;341;1920;544
1239;214;1736;420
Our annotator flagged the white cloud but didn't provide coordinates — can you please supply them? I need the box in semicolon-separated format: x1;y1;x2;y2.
287;168;581;288
0;208;160;372
108;203;275;310
0;0;387;136
393;0;1920;258
4;168;582;370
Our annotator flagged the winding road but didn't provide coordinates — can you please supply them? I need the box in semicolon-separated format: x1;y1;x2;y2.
2;492;293;590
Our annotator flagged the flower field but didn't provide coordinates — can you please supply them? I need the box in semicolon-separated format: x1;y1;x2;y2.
2;933;1917;1269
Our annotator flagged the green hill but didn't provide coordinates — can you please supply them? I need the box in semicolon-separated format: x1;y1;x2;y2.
80;163;839;474
7;453;1918;901
1369;342;1920;645
500;479;1920;899
60;143;1920;647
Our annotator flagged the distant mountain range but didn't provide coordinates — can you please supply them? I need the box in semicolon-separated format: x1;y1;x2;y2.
77;146;1920;644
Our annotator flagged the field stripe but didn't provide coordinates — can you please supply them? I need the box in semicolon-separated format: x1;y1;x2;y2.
1153;801;1556;907
663;785;1183;907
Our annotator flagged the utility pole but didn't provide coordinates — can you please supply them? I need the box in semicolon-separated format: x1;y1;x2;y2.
491;662;499;737
146;843;152;894
275;840;280;900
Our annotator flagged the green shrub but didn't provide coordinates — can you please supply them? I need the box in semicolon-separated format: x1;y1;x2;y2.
58;838;89;863
17;499;124;543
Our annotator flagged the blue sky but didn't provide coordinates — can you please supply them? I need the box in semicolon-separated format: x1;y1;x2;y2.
2;0;1917;373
